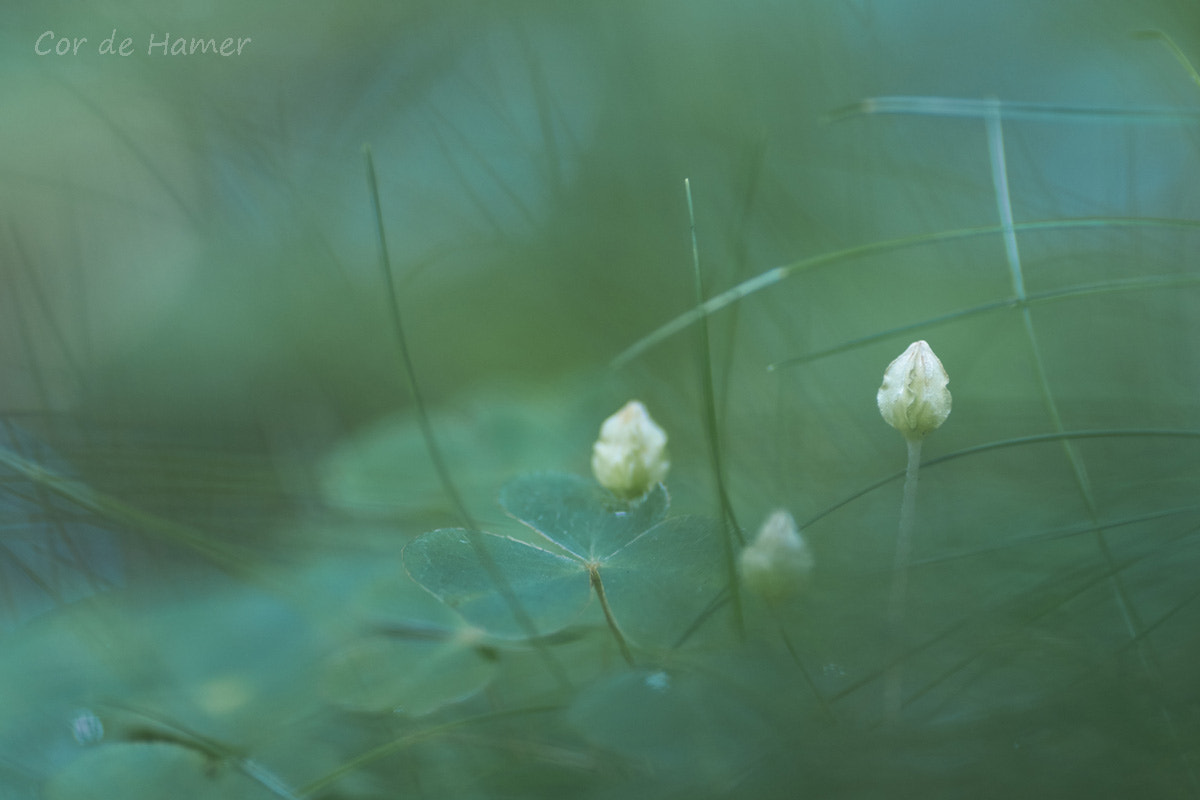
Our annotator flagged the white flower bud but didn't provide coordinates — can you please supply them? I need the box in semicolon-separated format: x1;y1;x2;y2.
877;340;951;441
591;400;670;498
739;509;814;601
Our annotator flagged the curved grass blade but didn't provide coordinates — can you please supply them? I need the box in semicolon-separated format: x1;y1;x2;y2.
364;145;473;530
297;705;562;798
828;516;1196;719
769;273;1200;370
1119;564;1200;648
861;560;1114;720
0;438;259;579
823;95;1200;125
983;105;1194;788
52;77;200;227
803;429;1200;530
870;509;1200;716
365;146;568;687
610;217;1200;368
881;517;1200;725
908;503;1200;570
684;178;744;636
0;422;122;631
1134;30;1200;90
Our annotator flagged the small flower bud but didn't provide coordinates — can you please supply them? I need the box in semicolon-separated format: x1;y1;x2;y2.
877;340;951;441
739;509;814;601
591;400;670;498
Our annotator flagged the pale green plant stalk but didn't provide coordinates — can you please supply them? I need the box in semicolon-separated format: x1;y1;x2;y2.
768;272;1200;371
825;94;1200;125
1136;30;1200;90
985;102;1197;790
0;439;259;579
611;217;1200;368
684;178;745;637
364;146;570;691
882;437;921;722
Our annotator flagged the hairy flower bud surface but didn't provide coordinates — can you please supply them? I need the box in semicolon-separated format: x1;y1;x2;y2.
877;340;951;441
591;400;670;498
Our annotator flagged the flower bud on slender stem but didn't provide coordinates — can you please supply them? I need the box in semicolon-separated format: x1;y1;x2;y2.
877;340;951;443
877;340;950;723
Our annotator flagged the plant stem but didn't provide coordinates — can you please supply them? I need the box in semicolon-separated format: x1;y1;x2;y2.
364;145;570;692
363;145;471;530
590;566;634;666
774;614;837;725
884;436;922;722
685;178;745;639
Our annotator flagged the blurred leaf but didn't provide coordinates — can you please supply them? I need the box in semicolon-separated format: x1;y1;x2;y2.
320;634;498;716
44;742;232;800
0;581;327;757
567;668;773;789
0;612;127;789
283;534;466;633
318;397;585;523
499;472;669;561
282;533;503;715
121;586;325;746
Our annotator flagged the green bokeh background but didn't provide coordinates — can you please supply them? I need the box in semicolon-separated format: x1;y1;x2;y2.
2;1;1199;797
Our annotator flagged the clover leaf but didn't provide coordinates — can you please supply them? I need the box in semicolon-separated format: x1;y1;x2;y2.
403;472;725;650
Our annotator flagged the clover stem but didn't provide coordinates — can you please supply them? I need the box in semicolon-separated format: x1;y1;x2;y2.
589;565;634;666
884;437;922;723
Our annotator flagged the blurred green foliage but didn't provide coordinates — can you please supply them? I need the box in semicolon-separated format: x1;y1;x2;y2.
2;0;1200;797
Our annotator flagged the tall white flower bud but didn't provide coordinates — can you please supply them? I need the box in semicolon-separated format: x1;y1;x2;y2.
739;509;814;601
591;400;670;498
877;340;952;441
